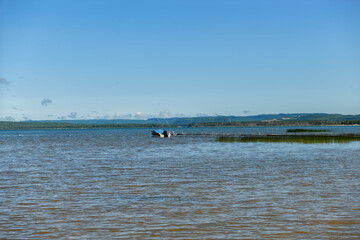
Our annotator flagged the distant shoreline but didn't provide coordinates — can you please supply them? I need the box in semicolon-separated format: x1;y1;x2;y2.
2;113;360;130
0;121;359;131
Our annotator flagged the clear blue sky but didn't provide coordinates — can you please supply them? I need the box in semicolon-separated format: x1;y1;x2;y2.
1;0;359;121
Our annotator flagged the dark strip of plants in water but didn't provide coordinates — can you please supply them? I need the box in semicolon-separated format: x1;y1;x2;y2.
217;134;360;144
286;128;331;133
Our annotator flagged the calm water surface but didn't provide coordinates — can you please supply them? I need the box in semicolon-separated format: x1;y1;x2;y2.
1;127;360;239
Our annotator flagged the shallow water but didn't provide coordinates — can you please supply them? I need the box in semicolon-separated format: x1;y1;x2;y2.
1;127;360;239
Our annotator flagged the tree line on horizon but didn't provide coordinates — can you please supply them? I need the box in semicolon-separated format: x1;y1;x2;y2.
0;118;359;130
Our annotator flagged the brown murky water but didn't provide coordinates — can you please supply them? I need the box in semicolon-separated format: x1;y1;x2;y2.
1;127;360;239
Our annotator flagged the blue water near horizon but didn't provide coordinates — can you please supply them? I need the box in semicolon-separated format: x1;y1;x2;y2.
1;126;360;239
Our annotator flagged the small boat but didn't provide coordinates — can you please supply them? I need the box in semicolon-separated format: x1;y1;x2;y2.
151;129;174;138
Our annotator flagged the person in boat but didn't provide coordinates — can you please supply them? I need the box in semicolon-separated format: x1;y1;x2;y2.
151;129;173;137
164;131;171;137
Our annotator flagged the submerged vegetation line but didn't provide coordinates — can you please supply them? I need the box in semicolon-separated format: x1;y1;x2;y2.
217;134;360;144
286;128;331;133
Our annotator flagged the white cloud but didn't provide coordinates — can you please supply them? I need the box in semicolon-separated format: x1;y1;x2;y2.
135;112;149;119
41;98;53;106
68;112;77;119
100;114;133;119
97;111;178;120
86;111;222;120
0;116;15;121
22;114;30;120
158;110;172;118
0;77;10;86
174;113;190;118
99;111;197;120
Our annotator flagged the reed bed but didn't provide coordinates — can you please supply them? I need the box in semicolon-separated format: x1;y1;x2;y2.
286;128;331;133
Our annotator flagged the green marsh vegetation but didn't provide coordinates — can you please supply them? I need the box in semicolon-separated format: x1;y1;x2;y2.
286;128;331;133
217;134;360;144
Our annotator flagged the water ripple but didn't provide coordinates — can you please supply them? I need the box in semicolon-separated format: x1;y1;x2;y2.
1;127;359;239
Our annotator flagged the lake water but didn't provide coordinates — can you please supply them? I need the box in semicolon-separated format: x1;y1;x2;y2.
1;126;360;239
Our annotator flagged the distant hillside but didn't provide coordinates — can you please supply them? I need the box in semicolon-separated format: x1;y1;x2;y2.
185;113;360;127
295;114;360;122
23;113;316;125
28;113;360;126
155;113;311;125
149;113;360;125
1;113;359;130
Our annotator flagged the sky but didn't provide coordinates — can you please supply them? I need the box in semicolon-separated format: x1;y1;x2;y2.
0;0;359;121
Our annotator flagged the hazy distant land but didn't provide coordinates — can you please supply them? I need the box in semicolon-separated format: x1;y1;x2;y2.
1;113;359;130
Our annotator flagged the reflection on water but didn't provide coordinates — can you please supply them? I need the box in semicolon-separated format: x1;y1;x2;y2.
1;127;360;239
